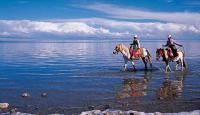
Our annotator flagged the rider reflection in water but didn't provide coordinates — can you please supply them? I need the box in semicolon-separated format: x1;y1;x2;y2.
163;35;183;59
129;35;141;59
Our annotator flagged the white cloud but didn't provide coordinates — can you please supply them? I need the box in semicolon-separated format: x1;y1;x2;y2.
85;3;200;25
0;20;129;38
54;18;200;34
0;18;200;39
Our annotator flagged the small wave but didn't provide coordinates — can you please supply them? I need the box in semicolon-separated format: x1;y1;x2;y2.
0;77;8;80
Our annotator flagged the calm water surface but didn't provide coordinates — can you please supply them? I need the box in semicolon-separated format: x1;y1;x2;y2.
0;40;199;114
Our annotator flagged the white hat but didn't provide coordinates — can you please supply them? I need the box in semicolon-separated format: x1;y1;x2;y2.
134;34;138;38
168;34;172;38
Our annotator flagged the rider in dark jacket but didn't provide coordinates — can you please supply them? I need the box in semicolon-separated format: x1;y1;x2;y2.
130;35;140;51
130;35;140;59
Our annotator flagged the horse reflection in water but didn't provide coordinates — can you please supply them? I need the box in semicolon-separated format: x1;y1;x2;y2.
156;72;185;100
117;72;151;99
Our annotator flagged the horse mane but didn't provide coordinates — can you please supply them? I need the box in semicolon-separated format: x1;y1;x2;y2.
119;43;129;53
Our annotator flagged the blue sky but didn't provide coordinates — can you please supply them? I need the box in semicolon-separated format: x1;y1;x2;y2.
0;0;200;39
0;0;199;19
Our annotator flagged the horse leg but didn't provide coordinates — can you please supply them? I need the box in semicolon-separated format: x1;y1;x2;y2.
175;61;180;71
180;58;184;71
131;61;136;71
146;50;152;69
165;61;171;72
183;58;187;70
142;57;147;70
182;52;187;70
123;59;128;71
165;64;168;72
168;65;171;72
166;65;171;72
148;57;153;70
150;63;153;70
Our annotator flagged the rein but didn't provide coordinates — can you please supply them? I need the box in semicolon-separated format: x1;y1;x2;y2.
157;49;163;57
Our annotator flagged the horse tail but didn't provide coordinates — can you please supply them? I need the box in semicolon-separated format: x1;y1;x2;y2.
183;59;187;68
182;52;187;68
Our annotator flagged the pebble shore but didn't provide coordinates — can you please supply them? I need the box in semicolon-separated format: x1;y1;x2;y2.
80;110;200;115
0;109;199;115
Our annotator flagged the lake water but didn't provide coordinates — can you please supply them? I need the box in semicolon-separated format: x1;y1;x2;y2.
0;40;199;114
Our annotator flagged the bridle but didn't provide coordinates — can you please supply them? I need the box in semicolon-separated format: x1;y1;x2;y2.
156;48;164;60
113;44;121;54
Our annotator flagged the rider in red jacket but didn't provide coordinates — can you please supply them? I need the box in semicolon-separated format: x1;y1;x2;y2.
163;35;183;58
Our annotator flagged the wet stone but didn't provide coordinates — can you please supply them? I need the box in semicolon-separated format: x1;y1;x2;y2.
26;104;32;108
10;108;17;113
0;103;9;109
21;92;30;98
88;105;95;110
129;113;134;115
103;104;110;110
41;93;48;97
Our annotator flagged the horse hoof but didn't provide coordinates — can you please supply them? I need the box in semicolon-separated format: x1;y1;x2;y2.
132;67;136;71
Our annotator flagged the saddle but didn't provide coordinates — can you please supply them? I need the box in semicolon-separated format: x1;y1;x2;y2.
129;48;143;60
165;48;178;60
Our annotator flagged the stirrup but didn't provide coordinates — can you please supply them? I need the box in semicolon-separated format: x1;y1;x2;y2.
130;56;134;60
173;56;178;62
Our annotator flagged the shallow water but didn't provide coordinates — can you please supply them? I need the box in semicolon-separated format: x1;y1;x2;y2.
0;40;199;114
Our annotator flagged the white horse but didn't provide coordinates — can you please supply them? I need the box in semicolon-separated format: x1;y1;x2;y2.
113;43;152;71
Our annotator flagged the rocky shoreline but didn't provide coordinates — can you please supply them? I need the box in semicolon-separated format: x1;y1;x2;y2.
1;101;200;115
81;110;200;115
0;109;199;115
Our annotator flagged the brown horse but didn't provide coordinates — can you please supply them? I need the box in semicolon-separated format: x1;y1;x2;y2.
113;43;152;71
156;48;186;72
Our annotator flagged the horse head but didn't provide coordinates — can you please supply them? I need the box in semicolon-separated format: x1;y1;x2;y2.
156;48;164;60
113;43;123;54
